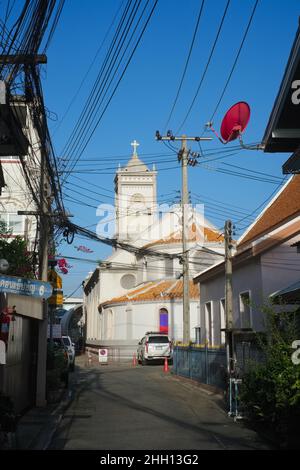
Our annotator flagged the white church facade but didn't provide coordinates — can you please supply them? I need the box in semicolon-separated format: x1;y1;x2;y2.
83;141;225;360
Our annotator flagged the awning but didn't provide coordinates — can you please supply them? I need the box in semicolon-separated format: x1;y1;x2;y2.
263;22;300;154
270;280;300;304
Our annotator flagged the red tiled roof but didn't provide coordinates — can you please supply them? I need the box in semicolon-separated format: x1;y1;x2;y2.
100;279;199;306
239;175;300;248
143;224;223;248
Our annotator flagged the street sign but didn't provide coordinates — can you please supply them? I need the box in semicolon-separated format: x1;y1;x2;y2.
98;348;108;363
48;270;62;289
48;289;63;306
0;274;53;299
48;270;63;306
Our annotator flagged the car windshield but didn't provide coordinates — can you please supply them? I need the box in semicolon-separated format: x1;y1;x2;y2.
148;336;169;343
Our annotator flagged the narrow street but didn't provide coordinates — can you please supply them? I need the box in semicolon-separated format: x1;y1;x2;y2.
49;356;271;450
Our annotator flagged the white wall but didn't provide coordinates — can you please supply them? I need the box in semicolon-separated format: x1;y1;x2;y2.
102;299;199;343
85;281;101;342
261;235;300;296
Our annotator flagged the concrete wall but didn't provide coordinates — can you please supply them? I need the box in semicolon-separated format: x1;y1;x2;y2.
85;279;101;342
86;300;199;361
105;300;199;343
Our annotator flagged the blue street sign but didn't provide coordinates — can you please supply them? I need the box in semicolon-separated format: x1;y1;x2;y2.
0;275;53;299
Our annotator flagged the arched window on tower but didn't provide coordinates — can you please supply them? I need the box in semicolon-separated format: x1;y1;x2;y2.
159;308;168;334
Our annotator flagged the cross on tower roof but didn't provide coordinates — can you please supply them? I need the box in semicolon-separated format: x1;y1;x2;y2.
131;139;140;156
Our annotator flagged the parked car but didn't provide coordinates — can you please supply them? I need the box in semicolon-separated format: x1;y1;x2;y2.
62;336;76;371
137;331;173;365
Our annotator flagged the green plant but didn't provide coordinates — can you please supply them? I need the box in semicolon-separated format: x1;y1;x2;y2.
240;304;300;441
46;369;62;391
0;222;35;278
46;342;69;393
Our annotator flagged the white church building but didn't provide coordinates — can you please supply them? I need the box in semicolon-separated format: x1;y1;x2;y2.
83;141;225;360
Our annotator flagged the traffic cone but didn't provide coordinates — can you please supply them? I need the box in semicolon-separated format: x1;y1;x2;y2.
163;357;169;373
133;352;137;366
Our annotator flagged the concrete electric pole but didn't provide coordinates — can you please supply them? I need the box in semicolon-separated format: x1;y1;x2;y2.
181;136;190;344
224;219;234;375
36;146;51;407
155;131;212;343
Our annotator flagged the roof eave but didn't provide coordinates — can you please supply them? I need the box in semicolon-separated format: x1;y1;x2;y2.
263;19;300;153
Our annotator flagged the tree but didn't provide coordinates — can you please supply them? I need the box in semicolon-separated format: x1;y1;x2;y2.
240;303;300;447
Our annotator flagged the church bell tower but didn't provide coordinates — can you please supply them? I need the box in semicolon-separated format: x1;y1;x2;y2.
114;140;157;242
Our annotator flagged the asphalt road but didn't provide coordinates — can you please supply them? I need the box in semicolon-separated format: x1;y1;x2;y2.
49;356;271;450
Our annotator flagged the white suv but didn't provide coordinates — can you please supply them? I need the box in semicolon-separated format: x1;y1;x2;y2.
137;332;172;365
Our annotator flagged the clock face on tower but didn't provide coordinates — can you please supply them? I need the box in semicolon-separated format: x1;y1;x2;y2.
130;193;145;206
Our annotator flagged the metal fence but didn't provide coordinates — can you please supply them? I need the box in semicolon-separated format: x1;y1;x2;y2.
173;346;227;390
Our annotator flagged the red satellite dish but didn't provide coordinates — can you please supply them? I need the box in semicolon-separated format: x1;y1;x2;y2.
220;101;250;143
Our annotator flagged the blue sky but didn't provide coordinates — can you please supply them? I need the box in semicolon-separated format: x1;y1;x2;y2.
39;0;300;295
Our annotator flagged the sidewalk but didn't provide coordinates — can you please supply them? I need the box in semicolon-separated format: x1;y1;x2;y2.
15;401;64;450
14;360;81;450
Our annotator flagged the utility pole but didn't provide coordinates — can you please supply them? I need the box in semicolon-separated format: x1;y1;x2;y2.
0;53;51;406
36;143;50;407
181;136;190;344
155;131;212;343
224;219;234;376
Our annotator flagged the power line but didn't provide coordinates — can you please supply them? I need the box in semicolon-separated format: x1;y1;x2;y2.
221;162;283;181
61;0;158;184
176;0;230;132
163;0;205;131
69;173;176;200
233;176;288;229
63;282;83;300
198;161;284;185
208;0;259;123
53;0;125;137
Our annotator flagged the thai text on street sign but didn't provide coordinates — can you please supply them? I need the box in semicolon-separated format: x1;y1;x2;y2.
0;274;53;299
